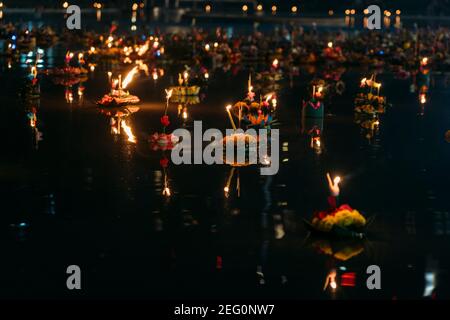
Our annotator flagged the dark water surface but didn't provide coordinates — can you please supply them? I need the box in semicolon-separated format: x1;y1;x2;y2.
1;51;450;300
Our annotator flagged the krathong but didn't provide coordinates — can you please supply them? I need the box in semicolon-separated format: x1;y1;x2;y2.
304;173;368;239
97;67;140;107
354;75;388;115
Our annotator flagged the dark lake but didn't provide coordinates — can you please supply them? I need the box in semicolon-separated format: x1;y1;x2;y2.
1;17;450;300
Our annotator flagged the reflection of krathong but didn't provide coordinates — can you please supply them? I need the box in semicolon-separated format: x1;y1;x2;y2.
311;239;365;262
97;67;140;107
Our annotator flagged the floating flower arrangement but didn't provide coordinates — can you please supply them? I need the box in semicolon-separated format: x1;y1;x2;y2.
302;81;325;118
168;72;200;96
354;75;388;115
229;75;277;130
97;67;140;107
304;173;369;239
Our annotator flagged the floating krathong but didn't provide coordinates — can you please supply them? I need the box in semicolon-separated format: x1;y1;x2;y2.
354;75;388;115
45;51;88;78
168;72;201;96
229;75;277;129
302;81;325;118
97;67;140;107
303;174;369;239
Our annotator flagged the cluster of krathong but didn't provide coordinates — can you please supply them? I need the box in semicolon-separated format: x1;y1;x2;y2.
97;67;140;107
305;174;368;239
229;75;277;130
354;75;387;115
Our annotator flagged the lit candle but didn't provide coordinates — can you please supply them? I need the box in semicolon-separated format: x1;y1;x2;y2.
326;173;341;197
226;105;237;130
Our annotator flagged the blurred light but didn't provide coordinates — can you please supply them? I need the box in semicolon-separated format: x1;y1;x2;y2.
63;2;69;9
271;5;277;13
205;4;211;13
328;10;334;16
396;9;401;15
291;6;298;13
350;9;356;15
345;9;350;15
364;8;369;14
132;3;138;11
242;5;248;12
257;4;263;11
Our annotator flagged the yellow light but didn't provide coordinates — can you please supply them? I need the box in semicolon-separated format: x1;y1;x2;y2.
345;9;350;15
214;42;219;48
132;3;138;11
271;5;277;12
131;25;137;31
364;8;369;14
242;5;248;12
205;44;210;51
291;6;298;13
396;9;401;15
386;11;391;17
328;42;333;48
257;4;263;11
204;72;209;79
350;9;356;15
328;10;334;16
63;2;69;9
205;4;211;13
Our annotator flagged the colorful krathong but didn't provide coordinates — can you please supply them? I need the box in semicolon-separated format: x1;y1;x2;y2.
305;174;368;239
230;75;277;129
354;75;388;115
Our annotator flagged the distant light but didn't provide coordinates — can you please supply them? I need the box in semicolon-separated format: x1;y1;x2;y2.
350;9;356;15
291;6;298;14
328;10;334;16
205;4;211;13
63;2;69;9
132;3;138;11
205;44;210;51
396;9;401;15
131;25;137;31
271;5;277;13
345;9;350;15
328;42;333;48
257;4;263;11
364;8;369;15
213;42;218;48
242;5;248;12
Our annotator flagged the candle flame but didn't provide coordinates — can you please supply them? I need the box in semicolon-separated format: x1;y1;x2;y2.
122;66;139;89
334;176;341;185
226;104;232;111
